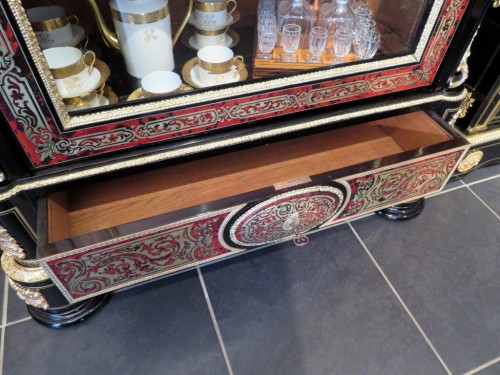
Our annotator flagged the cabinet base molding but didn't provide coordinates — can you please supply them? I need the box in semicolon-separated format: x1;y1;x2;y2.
27;294;110;329
375;199;425;221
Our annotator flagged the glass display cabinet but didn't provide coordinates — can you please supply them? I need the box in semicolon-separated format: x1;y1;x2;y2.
0;0;491;327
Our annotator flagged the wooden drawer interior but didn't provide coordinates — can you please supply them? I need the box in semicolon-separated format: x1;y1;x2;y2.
47;111;453;242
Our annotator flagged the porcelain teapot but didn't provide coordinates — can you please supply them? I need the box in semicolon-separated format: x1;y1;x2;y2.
86;0;192;78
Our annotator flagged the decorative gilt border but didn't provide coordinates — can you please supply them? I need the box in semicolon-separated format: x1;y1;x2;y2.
0;0;470;166
0;88;470;204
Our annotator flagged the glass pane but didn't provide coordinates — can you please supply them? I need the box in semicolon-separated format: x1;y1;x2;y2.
19;0;430;113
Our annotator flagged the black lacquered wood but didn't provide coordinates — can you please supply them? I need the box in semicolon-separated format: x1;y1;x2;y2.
27;294;110;329
375;199;425;221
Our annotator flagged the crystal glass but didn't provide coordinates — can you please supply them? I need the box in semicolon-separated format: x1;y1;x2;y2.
354;18;376;56
332;26;354;64
258;14;277;32
307;26;328;63
281;23;301;62
349;0;368;12
354;6;372;23
358;31;380;59
258;0;276;14
258;25;278;59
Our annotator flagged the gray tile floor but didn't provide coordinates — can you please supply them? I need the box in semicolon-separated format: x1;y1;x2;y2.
1;164;499;375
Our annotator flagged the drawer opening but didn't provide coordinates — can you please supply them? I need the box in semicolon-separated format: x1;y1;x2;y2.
46;111;453;243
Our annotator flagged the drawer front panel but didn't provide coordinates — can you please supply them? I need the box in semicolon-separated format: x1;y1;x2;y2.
42;210;239;303
324;149;466;225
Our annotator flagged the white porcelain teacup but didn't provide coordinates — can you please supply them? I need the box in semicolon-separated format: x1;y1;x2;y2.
43;47;96;96
194;0;236;27
195;25;227;47
26;6;78;49
197;46;244;86
141;71;182;97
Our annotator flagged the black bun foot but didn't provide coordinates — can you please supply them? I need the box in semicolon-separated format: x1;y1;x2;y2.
27;294;110;328
375;199;425;221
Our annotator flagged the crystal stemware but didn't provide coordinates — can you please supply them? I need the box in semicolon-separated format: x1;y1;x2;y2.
332;26;354;64
358;31;380;59
307;26;328;63
281;23;301;62
258;25;278;59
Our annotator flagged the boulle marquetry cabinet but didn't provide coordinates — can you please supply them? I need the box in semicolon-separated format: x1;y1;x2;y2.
0;0;492;327
443;3;500;174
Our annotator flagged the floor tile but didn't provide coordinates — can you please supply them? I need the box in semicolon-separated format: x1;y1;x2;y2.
201;226;447;375
469;176;500;216
460;163;500;184
6;283;31;323
3;271;228;375
351;189;500;374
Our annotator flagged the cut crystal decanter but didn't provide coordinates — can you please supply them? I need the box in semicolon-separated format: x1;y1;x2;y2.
319;0;356;33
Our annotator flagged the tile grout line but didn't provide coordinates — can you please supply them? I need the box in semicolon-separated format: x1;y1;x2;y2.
463;183;500;220
463;172;500;187
462;356;500;375
4;317;31;328
197;267;234;375
347;221;453;375
0;276;10;375
429;183;467;198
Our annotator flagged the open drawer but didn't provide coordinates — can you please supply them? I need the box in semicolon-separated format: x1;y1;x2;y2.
38;110;468;303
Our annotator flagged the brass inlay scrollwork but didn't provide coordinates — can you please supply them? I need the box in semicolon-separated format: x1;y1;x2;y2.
457;150;484;173
8;279;49;309
1;253;49;283
0;224;26;259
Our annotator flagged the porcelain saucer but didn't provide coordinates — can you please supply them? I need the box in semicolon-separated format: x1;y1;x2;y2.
49;24;86;48
127;84;194;101
181;57;247;88
182;29;240;50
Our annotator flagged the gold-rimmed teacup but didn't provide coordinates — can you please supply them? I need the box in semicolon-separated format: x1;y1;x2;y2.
194;0;237;27
197;46;244;86
43;47;96;97
26;6;79;49
141;71;182;98
195;25;228;47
